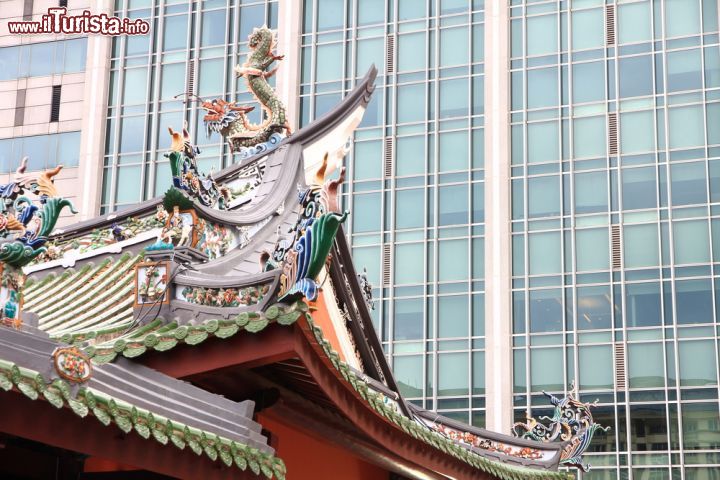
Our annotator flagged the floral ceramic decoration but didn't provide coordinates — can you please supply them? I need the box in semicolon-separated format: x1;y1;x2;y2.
52;346;92;383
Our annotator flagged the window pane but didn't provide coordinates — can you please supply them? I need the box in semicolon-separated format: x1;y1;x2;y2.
201;10;226;47
682;403;720;450
399;0;425;21
527;14;557;56
57;132;80;168
576;228;609;271
396;189;424;229
115;165;142;204
527;121;559;163
315;43;343;82
472;351;485;394
440;78;467;119
357;38;384;76
630;405;668;451
397;84;425;123
398;33;426;72
126;33;149;57
353;140;382;180
527;67;558;109
394;355;423;397
579;345;613;389
357;0;385;25
618;2;652;44
396;135;425;176
673;220;710;264
123;68;148;105
669;105;705;149
395;243;424;284
0;46;19;81
439;131;468;171
704;45;720;88
676;279;714;324
63;38;87;73
529;232;561;274
679;341;717;387
529;289;563;332
438;353;469;396
0;139;13;173
440;27;469;67
438;295;468;338
239;5;265;40
119;116;145;153
528;175;560;218
353;193;381;232
439;184;468;225
577;285;612;330
574;116;607;158
628;343;665;387
572;61;605;104
394;298;423;340
160;63;185;100
619;55;653;98
665;0;701;37
575;171;608;213
572;9;604;50
621;110;655;153
530;348;563;390
29;42;54;77
198;59;224;96
626;283;662;327
353;246;380;285
317;0;344;31
667;48;703;92
624;224;659;268
440;0;467;14
622;166;657;210
22;135;49;171
438;239;469;281
670;162;707;206
472;183;484;223
715;218;720;263
163;15;188;51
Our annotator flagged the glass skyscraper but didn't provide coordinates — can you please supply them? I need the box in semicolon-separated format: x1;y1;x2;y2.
101;0;720;478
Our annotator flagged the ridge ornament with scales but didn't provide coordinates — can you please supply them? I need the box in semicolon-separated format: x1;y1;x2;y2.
199;26;291;159
512;382;610;472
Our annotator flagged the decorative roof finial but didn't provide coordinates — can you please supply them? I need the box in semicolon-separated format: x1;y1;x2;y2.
511;381;609;472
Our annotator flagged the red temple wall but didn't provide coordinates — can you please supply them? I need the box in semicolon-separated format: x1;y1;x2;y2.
258;412;388;480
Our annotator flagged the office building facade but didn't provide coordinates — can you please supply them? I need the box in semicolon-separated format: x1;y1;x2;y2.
0;0;111;223
99;0;720;478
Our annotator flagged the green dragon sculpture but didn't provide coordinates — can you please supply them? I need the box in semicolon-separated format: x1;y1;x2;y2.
199;26;291;158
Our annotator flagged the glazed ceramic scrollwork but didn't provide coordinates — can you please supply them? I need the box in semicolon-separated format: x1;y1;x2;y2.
0;163;77;268
166;125;232;210
511;382;609;471
262;153;347;302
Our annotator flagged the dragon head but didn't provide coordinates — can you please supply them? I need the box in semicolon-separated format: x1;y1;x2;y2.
247;25;275;53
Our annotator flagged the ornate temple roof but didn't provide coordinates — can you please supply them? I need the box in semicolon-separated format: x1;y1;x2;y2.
0;27;604;480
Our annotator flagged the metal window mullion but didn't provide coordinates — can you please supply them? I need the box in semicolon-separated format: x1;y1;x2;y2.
146;5;162;198
309;0;318;121
108;34;127;212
